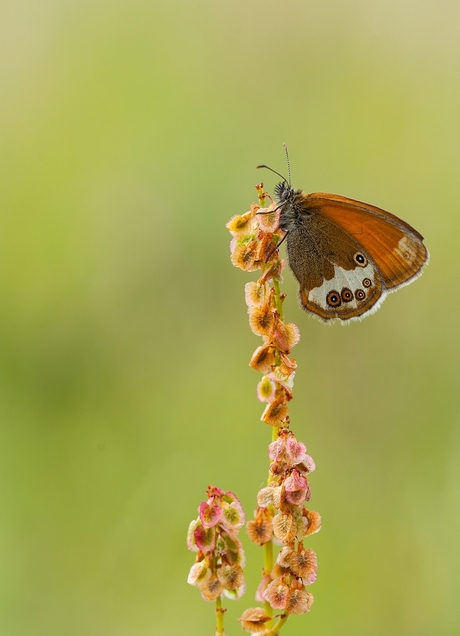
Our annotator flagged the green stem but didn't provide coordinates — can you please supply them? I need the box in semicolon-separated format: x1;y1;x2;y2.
263;422;281;625
263;538;274;622
273;278;284;321
265;614;288;635
215;596;225;636
257;183;289;635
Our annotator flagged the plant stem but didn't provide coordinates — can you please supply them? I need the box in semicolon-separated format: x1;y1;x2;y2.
273;278;284;321
266;613;288;635
215;596;225;636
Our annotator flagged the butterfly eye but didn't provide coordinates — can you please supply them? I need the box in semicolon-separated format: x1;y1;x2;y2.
355;289;366;301
341;288;353;303
326;290;342;307
353;252;368;267
362;278;372;288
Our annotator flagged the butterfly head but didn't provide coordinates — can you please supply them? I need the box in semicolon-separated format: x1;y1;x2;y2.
274;180;295;205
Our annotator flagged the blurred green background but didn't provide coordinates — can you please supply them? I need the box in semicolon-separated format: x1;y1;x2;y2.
1;1;459;634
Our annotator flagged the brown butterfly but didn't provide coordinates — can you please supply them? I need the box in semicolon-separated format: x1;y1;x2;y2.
258;151;429;323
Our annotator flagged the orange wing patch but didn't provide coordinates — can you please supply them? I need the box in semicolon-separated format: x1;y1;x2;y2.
304;194;428;289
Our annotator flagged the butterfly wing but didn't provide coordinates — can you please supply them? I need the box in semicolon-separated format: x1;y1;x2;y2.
305;193;429;290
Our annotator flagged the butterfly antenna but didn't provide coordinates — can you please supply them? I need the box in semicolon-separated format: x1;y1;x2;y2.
283;143;291;185
256;164;288;183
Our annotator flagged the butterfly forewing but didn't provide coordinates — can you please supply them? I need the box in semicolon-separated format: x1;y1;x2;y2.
304;193;428;290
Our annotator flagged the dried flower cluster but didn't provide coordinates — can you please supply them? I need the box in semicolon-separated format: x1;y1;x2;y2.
246;429;321;619
227;186;321;633
227;193;300;429
187;486;246;601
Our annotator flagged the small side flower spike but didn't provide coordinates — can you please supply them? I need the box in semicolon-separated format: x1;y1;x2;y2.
187;487;246;605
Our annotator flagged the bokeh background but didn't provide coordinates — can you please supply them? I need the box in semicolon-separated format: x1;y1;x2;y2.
1;1;459;635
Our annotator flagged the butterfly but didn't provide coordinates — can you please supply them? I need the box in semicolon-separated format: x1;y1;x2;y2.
258;150;429;323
